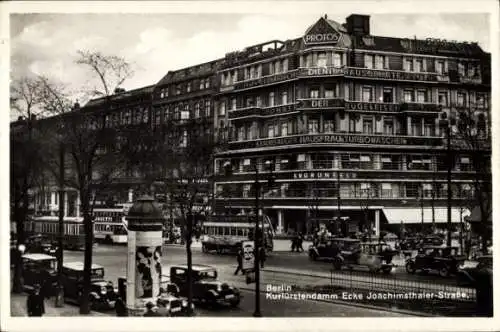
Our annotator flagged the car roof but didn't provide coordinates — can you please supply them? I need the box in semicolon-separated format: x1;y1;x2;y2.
171;264;215;272
22;253;56;260
63;262;103;270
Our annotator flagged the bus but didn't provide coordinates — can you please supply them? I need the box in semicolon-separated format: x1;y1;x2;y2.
92;207;129;244
201;215;274;255
25;216;85;250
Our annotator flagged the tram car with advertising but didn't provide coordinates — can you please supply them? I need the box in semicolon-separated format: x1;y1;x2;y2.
201;215;274;255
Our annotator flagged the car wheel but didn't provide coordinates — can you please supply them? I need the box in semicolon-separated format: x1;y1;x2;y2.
333;259;342;270
230;295;241;308
439;266;450;278
309;252;317;261
405;262;416;274
382;266;392;274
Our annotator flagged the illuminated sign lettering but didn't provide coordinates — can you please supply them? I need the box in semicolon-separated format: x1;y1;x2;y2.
345;102;399;112
229;134;443;150
298;98;344;109
304;33;340;44
293;171;357;179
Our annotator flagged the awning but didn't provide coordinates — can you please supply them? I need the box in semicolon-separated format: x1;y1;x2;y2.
464;206;492;223
383;208;470;224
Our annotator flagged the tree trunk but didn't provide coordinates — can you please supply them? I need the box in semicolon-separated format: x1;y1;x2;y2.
12;201;26;293
186;214;193;316
79;196;94;315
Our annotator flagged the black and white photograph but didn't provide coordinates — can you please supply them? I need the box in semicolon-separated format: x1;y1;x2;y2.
2;1;498;331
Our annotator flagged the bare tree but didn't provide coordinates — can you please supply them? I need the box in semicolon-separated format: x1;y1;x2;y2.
10;77;52;293
307;180;323;235
453;105;491;254
54;50;134;315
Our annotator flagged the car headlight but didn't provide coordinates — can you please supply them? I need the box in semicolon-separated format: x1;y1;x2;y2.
217;285;222;292
182;299;188;307
165;303;171;311
100;287;107;295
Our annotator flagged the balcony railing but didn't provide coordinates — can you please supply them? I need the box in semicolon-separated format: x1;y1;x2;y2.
400;102;442;113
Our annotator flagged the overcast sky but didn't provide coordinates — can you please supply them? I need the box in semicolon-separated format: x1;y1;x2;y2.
8;2;493;120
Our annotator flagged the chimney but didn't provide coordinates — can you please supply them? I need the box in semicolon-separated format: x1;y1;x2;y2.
73;101;80;111
346;14;370;36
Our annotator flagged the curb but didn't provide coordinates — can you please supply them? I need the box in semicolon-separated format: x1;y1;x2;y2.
237;286;433;317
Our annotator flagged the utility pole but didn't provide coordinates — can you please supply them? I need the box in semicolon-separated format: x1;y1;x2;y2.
253;166;261;317
55;138;65;307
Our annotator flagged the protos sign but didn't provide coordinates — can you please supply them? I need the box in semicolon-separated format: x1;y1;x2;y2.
304;32;340;44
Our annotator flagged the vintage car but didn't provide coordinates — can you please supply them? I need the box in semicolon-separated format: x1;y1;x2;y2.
21;253;58;295
456;255;493;286
357;241;398;274
405;246;466;277
25;234;59;256
308;236;359;261
115;275;192;316
202;236;243;255
169;265;241;308
62;262;118;310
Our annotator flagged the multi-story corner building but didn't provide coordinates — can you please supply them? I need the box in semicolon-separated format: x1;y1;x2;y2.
213;14;491;236
12;14;491;238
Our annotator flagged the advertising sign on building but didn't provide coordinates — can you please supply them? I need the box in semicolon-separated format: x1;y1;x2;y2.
303;17;341;45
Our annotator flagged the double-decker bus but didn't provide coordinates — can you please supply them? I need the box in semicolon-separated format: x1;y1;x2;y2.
201;215;274;254
25;216;85;250
92;206;129;244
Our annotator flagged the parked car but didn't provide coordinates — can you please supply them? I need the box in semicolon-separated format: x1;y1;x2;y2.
21;253;58;295
456;255;493;286
169;265;241;308
25;234;59;255
308;237;359;262
405;246;466;277
62;262;118;310
357;241;398;274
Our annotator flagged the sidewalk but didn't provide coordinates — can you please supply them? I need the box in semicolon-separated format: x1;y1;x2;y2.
10;293;108;317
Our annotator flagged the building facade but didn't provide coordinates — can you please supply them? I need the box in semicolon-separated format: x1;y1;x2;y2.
212;14;491;235
14;14;491;237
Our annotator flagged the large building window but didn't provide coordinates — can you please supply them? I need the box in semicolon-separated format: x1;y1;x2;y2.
375;55;385;69
417;90;427;103
424;121;434;136
360;155;372;169
415;59;423;72
231;98;237;110
181;109;190;120
458;62;466;76
324;119;335;133
404;58;414;72
383;87;393;102
407;155;432;171
381;183;396;198
205;100;211;117
219;101;226;116
362;86;373;102
256;95;262;107
310;88;319;98
364;54;374;69
324;86;335;98
362;117;373;134
269;92;275;107
308;119;319;134
238;126;245;141
281;122;288;136
297;154;306;169
242;158;253;172
349;115;356;132
281;91;288;105
404;89;414;102
438;91;448;107
457;92;466;107
317;52;327;67
411;120;421;136
383;118;394;134
476;93;486;108
381;155;400;170
268;124;275;138
194;102;200;118
436;60;445;74
332;53;342;68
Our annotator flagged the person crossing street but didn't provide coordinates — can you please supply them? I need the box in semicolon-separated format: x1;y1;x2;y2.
234;248;243;275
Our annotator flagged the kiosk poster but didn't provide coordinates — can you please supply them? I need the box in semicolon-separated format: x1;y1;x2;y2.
135;245;162;298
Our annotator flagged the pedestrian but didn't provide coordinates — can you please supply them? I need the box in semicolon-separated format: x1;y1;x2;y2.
27;284;45;317
259;246;266;269
290;234;296;252
297;232;304;252
115;296;128;317
234;248;243;275
143;301;161;317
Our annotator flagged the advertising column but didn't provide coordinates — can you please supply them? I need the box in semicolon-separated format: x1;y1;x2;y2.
125;196;164;316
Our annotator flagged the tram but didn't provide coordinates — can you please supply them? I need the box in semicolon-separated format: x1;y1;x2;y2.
25;216;85;250
93;207;128;244
201;215;275;254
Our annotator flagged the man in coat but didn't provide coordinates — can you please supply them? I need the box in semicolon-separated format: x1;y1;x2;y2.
234;248;243;275
27;284;45;317
115;296;128;317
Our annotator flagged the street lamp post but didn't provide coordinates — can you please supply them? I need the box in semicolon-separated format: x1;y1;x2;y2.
439;115;454;247
55;130;65;307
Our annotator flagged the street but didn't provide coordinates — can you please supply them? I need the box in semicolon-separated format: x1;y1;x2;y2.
54;244;466;316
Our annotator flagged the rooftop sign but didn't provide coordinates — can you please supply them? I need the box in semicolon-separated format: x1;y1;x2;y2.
303;17;341;45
